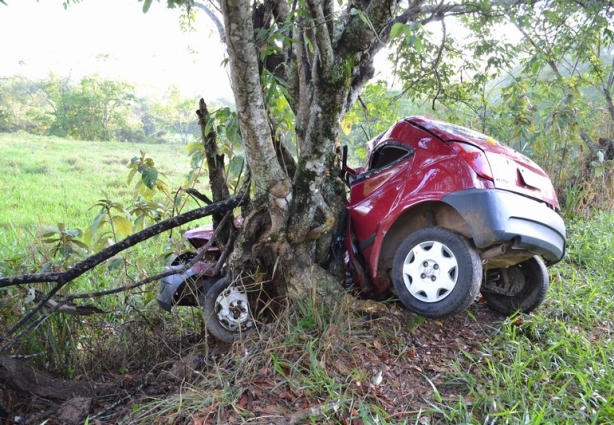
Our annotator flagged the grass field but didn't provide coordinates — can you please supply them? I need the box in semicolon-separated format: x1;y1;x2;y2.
0;132;203;253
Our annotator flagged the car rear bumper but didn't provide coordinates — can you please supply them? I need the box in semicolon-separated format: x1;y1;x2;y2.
442;189;566;263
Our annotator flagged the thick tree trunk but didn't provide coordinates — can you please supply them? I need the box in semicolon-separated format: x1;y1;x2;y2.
217;0;423;304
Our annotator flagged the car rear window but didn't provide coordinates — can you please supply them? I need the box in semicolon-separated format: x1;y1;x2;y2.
369;143;412;170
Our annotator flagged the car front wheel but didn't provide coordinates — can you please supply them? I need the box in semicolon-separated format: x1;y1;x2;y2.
481;256;549;315
202;277;254;343
392;227;482;318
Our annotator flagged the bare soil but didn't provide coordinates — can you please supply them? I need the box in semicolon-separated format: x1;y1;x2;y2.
2;299;504;424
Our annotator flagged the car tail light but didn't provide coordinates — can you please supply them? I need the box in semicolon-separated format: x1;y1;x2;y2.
449;142;493;181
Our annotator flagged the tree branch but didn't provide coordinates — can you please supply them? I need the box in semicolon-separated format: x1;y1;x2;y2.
305;0;334;72
194;1;226;43
0;210;236;350
0;194;245;288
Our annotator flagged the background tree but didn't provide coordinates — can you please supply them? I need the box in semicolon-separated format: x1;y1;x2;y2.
148;86;200;143
43;74;142;141
0;76;51;134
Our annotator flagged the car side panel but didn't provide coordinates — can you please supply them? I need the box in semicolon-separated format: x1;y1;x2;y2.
347;121;483;282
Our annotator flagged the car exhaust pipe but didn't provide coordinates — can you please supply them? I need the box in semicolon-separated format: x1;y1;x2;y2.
480;243;511;261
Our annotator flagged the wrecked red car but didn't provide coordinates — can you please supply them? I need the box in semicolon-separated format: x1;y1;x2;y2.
158;116;566;341
342;116;565;318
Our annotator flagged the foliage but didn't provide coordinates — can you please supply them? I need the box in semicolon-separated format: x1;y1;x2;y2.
0;73;208;144
37;223;88;267
147;86;200;143
0;132;209;372
0;75;52;134
42;74;140;141
341;81;406;164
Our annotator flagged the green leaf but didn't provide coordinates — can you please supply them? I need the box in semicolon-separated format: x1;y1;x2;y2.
390;23;406;39
228;155;244;179
71;240;90;250
186;142;203;155
127;167;137;184
142;0;153;13
414;36;423;54
531;57;541;74
37;226;60;237
356;9;368;25
90;211;106;236
141;167;158;189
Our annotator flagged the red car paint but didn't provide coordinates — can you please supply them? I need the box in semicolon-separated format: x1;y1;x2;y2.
344;116;562;295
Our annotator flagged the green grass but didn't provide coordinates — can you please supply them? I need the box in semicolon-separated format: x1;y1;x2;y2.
0;132;198;232
430;214;614;424
0;132;207;371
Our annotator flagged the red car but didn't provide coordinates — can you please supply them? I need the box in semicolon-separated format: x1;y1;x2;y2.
343;116;565;318
158;116;566;341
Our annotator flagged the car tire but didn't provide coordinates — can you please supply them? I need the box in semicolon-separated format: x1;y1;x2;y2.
392;227;482;318
482;256;549;315
202;277;254;343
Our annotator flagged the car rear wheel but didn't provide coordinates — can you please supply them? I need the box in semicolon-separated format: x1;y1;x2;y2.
481;256;549;315
392;227;482;318
202;277;254;343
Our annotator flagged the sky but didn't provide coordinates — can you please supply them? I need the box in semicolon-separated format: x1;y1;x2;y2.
0;0;234;101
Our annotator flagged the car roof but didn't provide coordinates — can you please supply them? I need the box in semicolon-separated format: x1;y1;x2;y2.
404;116;502;146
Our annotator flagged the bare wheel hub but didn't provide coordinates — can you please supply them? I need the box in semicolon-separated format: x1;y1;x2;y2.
215;285;253;332
482;267;526;296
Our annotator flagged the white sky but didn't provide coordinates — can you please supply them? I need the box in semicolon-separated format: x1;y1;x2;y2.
0;0;234;101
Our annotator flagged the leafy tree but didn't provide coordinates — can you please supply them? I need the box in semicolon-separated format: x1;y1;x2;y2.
43;74;142;141
0;76;52;134
148;86;200;143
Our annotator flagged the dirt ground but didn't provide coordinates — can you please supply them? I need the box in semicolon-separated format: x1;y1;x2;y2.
2;299;504;424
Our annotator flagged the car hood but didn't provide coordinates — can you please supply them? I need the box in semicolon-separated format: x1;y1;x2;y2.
406;116;560;210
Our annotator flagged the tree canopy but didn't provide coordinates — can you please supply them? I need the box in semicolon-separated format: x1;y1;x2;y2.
114;0;614;302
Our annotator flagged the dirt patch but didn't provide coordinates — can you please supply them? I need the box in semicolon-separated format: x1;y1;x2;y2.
1;300;503;424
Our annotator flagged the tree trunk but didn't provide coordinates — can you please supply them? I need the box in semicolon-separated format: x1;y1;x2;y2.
217;0;426;304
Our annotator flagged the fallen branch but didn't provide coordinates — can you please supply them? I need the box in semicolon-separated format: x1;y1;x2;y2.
0;194;245;288
0;354;111;401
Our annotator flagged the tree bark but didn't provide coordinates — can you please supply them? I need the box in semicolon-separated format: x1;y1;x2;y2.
216;0;432;302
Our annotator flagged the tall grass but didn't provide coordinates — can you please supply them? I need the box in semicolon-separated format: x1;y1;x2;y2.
0;132;206;372
429;214;614;424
